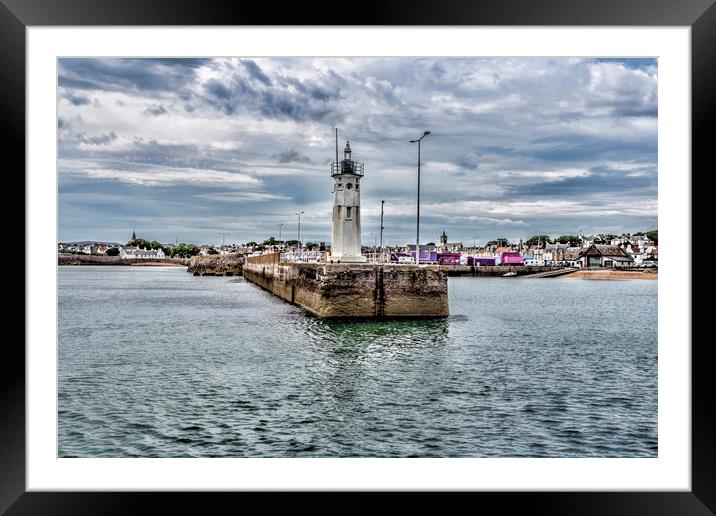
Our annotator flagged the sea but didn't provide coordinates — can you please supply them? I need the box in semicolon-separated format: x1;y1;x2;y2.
58;266;657;458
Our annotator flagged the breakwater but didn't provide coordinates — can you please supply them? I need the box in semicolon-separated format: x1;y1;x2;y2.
242;253;448;318
187;253;244;276
58;254;188;266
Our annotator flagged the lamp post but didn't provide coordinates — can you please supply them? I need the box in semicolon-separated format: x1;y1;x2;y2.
410;131;431;265
278;223;284;242
295;211;304;255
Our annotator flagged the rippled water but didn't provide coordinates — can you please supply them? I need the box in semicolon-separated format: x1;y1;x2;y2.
58;266;657;457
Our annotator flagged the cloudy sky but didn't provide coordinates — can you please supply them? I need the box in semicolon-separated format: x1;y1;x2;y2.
58;57;657;246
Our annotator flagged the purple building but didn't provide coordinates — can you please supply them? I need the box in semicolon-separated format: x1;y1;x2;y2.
468;257;496;266
500;252;523;265
438;252;461;265
410;250;438;263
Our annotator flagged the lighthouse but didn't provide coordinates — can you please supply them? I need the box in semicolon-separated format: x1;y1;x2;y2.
329;140;366;262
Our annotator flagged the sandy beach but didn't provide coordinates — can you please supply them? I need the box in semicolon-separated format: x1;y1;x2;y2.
564;269;657;280
129;262;186;267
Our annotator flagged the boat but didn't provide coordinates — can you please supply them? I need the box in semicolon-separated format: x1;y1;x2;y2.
502;271;517;277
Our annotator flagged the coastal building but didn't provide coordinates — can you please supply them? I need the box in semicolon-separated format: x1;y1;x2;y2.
544;243;569;262
405;243;437;253
328;141;366;263
499;252;523;265
120;246;165;259
634;235;655;248
438;229;464;252
578;244;634;269
492;246;511;263
563;246;582;266
467;256;496;266
580;234;597;246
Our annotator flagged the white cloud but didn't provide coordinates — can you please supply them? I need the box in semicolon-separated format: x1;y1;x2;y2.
60;160;262;187
195;191;292;202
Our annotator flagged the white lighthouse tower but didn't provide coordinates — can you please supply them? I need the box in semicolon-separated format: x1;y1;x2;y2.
329;140;366;263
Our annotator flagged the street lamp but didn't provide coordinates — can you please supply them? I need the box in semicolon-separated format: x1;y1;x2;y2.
379;199;385;255
278;223;284;242
370;231;377;262
409;131;431;265
295;211;304;255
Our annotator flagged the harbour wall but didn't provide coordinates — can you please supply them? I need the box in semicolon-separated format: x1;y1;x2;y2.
187;254;244;276
242;254;449;318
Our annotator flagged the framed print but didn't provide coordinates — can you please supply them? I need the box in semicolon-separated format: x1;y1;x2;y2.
5;0;713;513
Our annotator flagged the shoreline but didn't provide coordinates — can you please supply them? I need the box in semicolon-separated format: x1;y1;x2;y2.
563;269;657;280
125;262;186;267
58;255;189;267
59;262;186;267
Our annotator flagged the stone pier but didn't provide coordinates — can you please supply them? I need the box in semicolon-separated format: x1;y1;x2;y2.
242;253;448;318
187;254;244;276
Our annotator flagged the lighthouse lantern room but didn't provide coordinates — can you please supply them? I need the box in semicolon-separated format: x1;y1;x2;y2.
329;139;366;262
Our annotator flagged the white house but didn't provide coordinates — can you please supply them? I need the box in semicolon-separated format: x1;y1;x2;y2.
120;246;165;259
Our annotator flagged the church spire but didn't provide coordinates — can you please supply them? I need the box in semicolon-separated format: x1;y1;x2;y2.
132;229;136;241
440;228;448;246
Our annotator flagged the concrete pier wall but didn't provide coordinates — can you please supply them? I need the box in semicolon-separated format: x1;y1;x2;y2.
242;255;448;318
187;254;244;276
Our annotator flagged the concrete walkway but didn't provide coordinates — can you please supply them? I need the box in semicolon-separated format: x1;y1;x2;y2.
521;267;579;279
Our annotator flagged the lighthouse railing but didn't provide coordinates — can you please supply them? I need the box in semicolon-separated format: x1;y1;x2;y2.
331;161;364;177
280;251;327;263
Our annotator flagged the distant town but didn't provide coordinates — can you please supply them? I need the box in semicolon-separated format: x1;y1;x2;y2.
58;228;658;270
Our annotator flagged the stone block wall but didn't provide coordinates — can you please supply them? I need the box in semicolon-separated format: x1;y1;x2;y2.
241;262;449;318
187;254;245;276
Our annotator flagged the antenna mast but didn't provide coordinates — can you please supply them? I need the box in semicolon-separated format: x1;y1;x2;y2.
335;128;339;171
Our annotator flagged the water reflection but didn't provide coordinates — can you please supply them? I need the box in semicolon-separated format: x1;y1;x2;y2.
299;316;451;370
296;317;451;426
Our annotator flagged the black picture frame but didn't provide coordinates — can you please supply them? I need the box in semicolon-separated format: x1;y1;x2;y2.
4;0;711;513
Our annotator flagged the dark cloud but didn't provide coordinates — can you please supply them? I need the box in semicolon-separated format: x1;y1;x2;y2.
144;104;168;116
510;169;656;198
63;131;117;146
430;62;447;79
200;68;343;122
273;149;313;164
528;135;656;163
459;152;481;169
241;59;271;86
58;58;211;93
61;91;92;106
